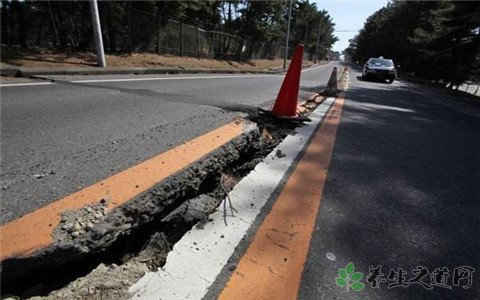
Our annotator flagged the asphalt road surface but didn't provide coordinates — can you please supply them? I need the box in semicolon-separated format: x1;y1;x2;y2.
0;62;335;224
1;62;478;299
298;66;479;299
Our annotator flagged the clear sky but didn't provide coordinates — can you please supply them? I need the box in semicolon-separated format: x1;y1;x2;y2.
314;0;389;53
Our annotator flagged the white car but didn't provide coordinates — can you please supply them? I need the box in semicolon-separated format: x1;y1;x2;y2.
362;57;398;83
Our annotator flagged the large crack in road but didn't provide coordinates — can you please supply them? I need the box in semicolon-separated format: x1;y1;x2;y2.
1;111;303;299
1;66;345;299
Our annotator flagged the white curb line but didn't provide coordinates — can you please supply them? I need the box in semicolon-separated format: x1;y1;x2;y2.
129;97;336;299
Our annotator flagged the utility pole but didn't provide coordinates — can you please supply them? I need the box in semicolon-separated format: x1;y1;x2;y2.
90;0;106;67
314;23;322;64
283;0;293;69
179;21;184;57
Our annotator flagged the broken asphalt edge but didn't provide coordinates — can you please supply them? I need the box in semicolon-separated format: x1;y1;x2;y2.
0;121;260;286
0;63;317;78
129;97;337;299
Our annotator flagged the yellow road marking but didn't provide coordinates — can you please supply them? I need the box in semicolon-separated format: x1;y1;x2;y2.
0;121;244;260
219;97;345;299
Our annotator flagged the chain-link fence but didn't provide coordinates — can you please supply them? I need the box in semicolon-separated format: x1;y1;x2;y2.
134;16;304;61
155;19;247;59
1;2;314;61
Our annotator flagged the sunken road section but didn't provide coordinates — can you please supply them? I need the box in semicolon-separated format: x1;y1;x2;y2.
1;113;304;298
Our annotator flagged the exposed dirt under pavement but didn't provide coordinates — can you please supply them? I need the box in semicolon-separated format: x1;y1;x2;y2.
0;89;336;299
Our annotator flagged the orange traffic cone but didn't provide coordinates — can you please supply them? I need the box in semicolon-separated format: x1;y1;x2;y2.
271;44;304;117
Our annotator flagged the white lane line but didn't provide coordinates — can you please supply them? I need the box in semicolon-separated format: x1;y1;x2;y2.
0;65;331;87
0;82;53;87
301;63;330;73
129;97;336;300
0;74;277;87
79;65;331;83
70;74;277;83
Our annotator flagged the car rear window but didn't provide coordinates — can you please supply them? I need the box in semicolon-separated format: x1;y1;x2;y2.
369;59;394;67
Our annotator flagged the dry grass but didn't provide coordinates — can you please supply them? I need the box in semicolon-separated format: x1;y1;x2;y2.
1;49;318;71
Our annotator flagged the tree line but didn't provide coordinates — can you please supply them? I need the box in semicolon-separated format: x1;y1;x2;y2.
1;0;338;61
345;0;480;88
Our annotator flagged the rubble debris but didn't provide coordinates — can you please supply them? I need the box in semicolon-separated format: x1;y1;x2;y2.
53;199;110;242
275;149;286;158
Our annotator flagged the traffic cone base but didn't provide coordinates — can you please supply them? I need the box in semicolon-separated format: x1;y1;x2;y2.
258;107;311;123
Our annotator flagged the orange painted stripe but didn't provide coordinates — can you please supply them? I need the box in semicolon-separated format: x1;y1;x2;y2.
0;121;244;260
219;97;344;300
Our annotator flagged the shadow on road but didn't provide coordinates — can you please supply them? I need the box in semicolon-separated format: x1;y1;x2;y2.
298;81;479;299
300;85;325;93
356;75;393;84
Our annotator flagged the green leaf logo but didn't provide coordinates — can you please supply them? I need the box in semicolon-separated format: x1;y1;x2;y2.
335;262;365;292
336;277;346;286
346;262;354;274
351;282;365;291
351;272;363;281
